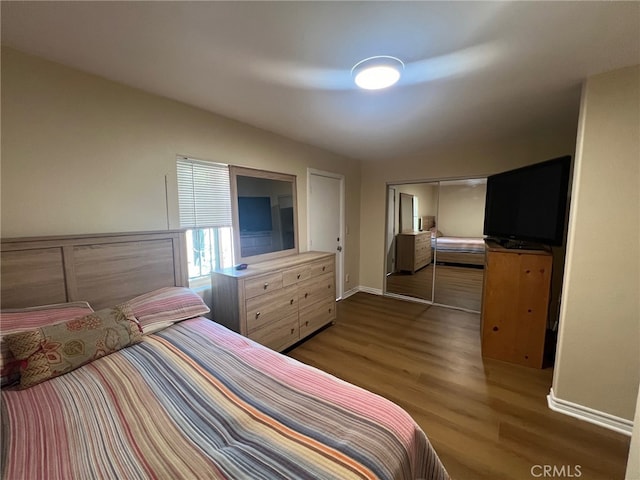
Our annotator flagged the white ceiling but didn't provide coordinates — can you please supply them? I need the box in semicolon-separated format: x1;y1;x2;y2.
2;1;639;162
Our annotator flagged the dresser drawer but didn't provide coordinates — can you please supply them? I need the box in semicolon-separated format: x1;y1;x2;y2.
416;242;430;253
299;271;335;309
309;259;334;277
249;313;299;351
415;234;430;246
246;285;298;333
244;272;283;299
299;299;335;338
415;247;431;262
282;265;311;286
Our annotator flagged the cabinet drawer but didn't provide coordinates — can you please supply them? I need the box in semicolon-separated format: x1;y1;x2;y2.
246;285;298;333
309;259;334;277
300;299;336;339
415;234;429;246
299;272;335;309
282;265;311;286
416;243;430;253
416;247;430;259
244;272;283;299
249;313;299;351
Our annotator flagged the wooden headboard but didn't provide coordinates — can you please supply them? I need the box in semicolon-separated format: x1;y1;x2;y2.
1;230;188;310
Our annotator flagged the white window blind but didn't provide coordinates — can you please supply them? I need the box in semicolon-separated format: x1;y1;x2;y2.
176;157;232;228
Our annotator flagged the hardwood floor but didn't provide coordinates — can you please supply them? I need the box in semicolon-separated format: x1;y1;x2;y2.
386;263;484;311
386;263;434;300
434;264;484;311
287;293;630;480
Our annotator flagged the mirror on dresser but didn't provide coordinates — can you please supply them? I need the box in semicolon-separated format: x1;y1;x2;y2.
212;166;337;352
229;166;299;264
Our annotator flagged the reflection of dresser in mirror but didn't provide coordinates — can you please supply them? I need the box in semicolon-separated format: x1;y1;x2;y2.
396;231;432;273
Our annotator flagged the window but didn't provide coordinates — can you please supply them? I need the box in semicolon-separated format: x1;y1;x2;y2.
413;196;419;231
176;157;234;278
185;227;234;278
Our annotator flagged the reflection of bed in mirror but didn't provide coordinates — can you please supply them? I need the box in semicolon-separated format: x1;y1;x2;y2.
433;236;485;266
422;216;485;267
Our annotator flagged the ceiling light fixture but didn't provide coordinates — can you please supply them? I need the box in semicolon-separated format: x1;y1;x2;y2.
351;56;404;90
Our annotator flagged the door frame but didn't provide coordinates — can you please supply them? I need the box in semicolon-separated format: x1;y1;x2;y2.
386;186;397;275
307;168;345;299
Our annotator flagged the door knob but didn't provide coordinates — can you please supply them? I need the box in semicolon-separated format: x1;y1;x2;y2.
337;246;343;252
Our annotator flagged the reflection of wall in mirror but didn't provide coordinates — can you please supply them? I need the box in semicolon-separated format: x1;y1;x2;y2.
278;195;294;250
437;182;487;237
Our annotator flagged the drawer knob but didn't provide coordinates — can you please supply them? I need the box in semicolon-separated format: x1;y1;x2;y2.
305;321;309;326
256;312;261;318
322;266;326;271
328;308;332;313
263;282;269;289
297;273;301;279
290;299;294;305
304;292;308;298
327;284;331;289
290;328;295;334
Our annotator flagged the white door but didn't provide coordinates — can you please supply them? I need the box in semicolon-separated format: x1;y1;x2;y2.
308;170;344;299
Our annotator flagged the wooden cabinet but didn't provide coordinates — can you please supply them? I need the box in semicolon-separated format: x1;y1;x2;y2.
481;240;552;368
211;252;336;351
396;231;432;273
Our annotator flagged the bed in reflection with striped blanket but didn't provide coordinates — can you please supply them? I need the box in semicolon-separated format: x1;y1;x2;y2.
2;315;449;480
433;236;486;266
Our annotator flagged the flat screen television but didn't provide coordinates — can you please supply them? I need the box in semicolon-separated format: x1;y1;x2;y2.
483;156;571;247
238;196;272;232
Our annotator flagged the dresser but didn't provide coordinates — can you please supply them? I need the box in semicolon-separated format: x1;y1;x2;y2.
480;240;552;368
396;231;432;273
211;252;336;351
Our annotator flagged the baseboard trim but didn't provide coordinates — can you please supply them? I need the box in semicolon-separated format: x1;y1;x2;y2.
341;287;360;299
385;292;432;305
357;286;383;296
547;388;633;436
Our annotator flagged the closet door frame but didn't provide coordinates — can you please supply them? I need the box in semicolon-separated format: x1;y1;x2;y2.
383;176;486;310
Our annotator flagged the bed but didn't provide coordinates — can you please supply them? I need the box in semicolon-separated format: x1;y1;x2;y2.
419;216;485;267
1;230;449;480
432;236;486;267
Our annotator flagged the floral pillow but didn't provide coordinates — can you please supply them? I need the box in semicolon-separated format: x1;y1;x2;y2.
5;304;142;389
0;302;94;386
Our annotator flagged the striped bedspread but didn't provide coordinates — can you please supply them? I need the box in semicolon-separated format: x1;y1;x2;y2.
2;318;449;480
432;236;485;253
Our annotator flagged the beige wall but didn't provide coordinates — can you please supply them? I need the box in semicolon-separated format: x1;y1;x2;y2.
552;65;640;421
358;130;577;291
0;47;361;291
437;182;487;237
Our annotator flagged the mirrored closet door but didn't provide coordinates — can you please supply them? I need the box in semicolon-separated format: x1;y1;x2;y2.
432;179;486;311
384;178;487;312
385;182;438;302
